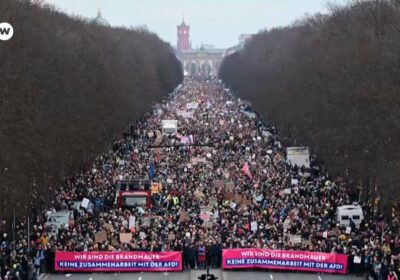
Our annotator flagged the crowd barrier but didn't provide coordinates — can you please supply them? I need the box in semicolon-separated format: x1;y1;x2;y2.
222;248;348;274
55;251;182;272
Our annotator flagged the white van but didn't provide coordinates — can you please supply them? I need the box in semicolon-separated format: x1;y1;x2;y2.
336;205;364;228
161;120;178;135
287;147;310;168
45;211;73;235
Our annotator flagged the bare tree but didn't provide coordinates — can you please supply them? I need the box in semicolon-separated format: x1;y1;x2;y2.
0;0;183;221
219;0;400;210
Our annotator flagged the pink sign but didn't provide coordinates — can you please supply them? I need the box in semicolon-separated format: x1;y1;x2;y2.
222;249;348;274
55;251;182;272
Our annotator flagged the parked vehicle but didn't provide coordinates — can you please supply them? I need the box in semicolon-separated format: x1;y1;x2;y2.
161;120;178;135
116;179;152;210
45;211;73;238
336;204;364;228
286;147;310;168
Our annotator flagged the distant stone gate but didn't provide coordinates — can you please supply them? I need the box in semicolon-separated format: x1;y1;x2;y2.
176;49;225;77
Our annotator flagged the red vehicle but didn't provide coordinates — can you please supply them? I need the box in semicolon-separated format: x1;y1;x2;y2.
116;180;152;209
118;191;152;209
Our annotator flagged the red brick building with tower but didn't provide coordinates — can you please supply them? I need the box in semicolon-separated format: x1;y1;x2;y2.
177;19;191;52
175;19;230;77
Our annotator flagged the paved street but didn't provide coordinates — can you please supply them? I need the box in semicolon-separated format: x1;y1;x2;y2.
222;271;361;280
45;272;190;280
45;270;363;280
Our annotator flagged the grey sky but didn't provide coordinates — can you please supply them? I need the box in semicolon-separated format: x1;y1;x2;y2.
44;0;349;49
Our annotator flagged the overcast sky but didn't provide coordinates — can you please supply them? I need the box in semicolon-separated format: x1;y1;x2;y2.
44;0;349;49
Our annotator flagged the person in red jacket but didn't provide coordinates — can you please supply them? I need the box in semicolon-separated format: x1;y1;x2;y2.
197;243;206;269
388;270;398;280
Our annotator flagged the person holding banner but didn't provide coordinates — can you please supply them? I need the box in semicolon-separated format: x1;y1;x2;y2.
197;243;206;269
188;243;197;270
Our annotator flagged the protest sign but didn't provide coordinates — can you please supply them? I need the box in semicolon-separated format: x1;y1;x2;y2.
142;216;151;227
81;198;90;209
95;231;107;243
103;223;114;232
180;211;189;222
200;209;212;221
224;192;235;200
120;233;132;243
251;221;258;232
168;233;176;241
225;182;235;191
291;179;299;185
289;234;302;244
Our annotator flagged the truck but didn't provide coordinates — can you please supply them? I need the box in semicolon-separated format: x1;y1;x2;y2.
161;120;178;135
45;210;74;238
116;179;152;210
286;147;310;168
336;204;364;228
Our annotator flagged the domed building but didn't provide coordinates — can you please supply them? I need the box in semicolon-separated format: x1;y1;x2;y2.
92;7;110;27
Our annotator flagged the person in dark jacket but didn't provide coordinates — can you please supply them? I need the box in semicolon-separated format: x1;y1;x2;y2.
210;241;219;268
183;244;189;270
205;242;211;268
188;243;197;269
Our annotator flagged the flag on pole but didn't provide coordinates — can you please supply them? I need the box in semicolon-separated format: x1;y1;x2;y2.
176;133;183;140
149;163;155;179
242;162;253;179
155;148;161;162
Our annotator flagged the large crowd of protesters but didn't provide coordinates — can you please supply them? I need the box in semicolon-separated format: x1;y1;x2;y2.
1;78;400;280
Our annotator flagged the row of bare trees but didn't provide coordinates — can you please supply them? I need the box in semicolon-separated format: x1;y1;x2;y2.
219;0;400;210
0;0;182;219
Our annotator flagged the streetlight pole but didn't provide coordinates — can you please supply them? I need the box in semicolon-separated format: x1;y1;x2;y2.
27;215;30;253
12;207;16;243
27;200;31;253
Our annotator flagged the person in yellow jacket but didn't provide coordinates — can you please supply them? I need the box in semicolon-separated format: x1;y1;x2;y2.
173;196;179;206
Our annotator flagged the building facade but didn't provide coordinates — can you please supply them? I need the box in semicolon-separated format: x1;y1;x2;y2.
175;21;254;77
177;20;191;52
175;20;225;77
177;48;225;77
